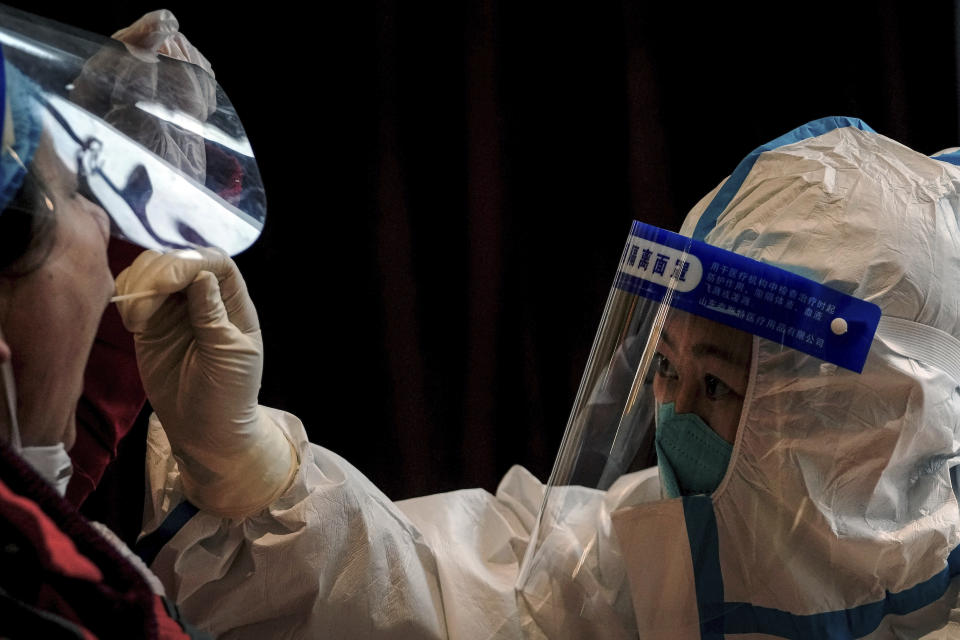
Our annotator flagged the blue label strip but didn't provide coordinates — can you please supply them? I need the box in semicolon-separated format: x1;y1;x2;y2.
614;222;881;373
683;496;725;640
933;150;960;167
722;548;960;640
685;496;960;639
134;500;199;566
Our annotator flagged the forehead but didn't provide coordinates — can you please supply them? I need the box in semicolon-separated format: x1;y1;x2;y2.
663;309;722;337
661;308;753;353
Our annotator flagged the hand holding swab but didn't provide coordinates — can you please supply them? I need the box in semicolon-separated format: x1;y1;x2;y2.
110;289;161;303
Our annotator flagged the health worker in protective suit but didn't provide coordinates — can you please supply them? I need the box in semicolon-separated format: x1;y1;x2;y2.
514;117;960;640
119;119;960;638
0;6;265;636
517;118;960;640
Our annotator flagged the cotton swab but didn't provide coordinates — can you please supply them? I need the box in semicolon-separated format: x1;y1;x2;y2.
110;289;160;303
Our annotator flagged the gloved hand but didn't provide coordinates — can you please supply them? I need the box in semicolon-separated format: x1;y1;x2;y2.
115;248;297;518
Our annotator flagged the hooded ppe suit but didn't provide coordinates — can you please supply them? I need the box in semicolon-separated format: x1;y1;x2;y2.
135;117;960;639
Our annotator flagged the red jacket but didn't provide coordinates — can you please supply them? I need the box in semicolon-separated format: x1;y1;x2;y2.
0;440;204;639
67;240;147;508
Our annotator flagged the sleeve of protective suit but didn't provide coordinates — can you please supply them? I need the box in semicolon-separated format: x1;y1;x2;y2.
142;409;448;638
116;249;298;518
141;408;660;639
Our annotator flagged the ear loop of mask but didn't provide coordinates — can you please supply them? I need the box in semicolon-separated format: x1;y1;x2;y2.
0;324;21;451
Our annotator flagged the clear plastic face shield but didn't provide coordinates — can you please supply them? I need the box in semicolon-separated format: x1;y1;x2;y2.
0;4;265;255
515;221;881;637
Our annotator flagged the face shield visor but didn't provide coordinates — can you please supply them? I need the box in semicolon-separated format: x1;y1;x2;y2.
0;5;264;255
516;220;882;637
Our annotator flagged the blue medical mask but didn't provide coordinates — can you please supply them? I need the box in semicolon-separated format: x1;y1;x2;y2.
655;402;733;498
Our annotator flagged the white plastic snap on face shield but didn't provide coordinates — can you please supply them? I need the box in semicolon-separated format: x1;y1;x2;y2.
0;5;265;255
514;221;882;637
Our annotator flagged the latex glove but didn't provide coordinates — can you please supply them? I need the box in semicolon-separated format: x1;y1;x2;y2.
115;248;297;518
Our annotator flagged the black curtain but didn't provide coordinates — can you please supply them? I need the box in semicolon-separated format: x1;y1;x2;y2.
17;1;960;499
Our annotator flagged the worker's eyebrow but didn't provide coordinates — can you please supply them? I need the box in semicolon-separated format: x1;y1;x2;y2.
659;326;749;369
692;342;750;369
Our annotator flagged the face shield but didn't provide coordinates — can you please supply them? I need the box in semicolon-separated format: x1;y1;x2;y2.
516;220;883;637
0;7;265;494
0;4;264;255
539;221;879;493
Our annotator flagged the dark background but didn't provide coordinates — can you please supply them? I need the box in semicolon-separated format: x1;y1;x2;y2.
12;1;960;499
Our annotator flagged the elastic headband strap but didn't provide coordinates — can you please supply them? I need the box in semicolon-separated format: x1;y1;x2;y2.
875;316;960;384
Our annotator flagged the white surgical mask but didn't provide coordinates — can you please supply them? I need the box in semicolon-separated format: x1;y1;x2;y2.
19;443;73;495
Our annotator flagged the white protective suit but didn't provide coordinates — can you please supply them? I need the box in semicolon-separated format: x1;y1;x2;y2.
137;117;960;639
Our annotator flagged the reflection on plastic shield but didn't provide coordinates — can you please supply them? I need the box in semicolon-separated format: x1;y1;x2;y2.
615;222;881;372
41;94;261;255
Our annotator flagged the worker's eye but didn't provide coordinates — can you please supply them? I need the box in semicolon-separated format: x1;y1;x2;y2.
704;374;733;400
654;353;679;380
